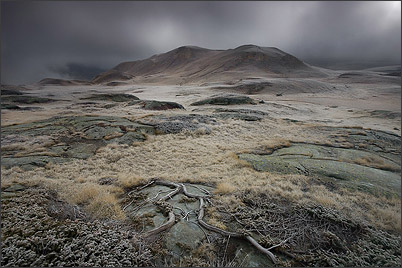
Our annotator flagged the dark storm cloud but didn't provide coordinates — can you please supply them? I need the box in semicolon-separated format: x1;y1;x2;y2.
1;1;401;84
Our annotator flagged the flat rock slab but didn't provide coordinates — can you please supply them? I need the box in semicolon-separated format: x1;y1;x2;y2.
312;126;401;156
1;115;155;170
239;143;401;197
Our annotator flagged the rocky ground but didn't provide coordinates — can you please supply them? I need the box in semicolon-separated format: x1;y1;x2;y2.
1;76;401;266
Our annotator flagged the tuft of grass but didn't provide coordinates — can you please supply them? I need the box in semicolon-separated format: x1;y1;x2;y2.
70;183;125;219
74;176;86;184
352;156;400;172
206;218;227;230
249;138;292;155
261;138;291;150
87;193;125;219
214;182;236;195
228;152;253;168
116;174;146;189
71;184;101;205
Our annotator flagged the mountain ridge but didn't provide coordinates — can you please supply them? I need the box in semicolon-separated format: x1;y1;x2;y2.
90;45;327;84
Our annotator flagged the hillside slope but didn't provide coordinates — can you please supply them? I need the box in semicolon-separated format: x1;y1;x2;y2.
92;45;327;84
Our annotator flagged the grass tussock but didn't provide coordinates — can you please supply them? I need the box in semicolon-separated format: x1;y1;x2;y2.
205;207;227;230
261;138;291;150
352;156;400;172
87;193;125;219
214;182;236;195
228;152;253;168
71;183;125;219
246;138;292;155
116;173;146;189
71;184;102;205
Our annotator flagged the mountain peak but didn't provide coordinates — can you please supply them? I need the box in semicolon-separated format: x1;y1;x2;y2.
176;45;209;51
94;45;325;84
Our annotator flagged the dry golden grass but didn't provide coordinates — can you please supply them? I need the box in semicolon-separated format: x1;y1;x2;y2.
227;152;253;168
70;183;125;219
71;183;101;205
1;144;27;152
1;116;400;233
116;174;146;189
370;205;401;232
104;132;124;140
214;182;236;195
205;206;227;230
352;156;399;171
206;218;227;230
87;193;125;219
74;176;86;183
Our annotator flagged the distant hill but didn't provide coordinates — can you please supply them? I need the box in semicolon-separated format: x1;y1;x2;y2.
92;45;327;85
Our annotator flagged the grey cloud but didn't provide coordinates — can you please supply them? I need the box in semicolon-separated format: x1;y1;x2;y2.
1;1;400;84
48;63;108;81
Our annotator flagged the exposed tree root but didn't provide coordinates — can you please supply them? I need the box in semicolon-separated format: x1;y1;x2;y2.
128;179;277;264
145;211;176;237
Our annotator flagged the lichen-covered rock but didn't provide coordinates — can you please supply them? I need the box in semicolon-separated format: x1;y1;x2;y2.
190;94;257;106
239;143;401;197
139;100;185;110
1;115;155;170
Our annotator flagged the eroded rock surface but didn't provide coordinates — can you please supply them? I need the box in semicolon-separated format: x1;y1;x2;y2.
1;115;155;170
190;94;257;106
239;128;401;197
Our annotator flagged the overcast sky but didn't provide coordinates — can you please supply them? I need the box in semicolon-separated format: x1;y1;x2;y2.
1;1;401;84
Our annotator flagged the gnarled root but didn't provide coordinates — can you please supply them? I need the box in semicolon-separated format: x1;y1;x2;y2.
198;197;277;264
129;179;277;264
145;211;176;237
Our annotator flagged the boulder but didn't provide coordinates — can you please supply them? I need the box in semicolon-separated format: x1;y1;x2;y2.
140;100;185;110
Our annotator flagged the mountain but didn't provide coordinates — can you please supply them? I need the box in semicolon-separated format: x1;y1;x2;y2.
92;45;327;85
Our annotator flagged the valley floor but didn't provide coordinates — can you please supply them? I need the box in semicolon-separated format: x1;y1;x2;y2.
1;76;401;266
